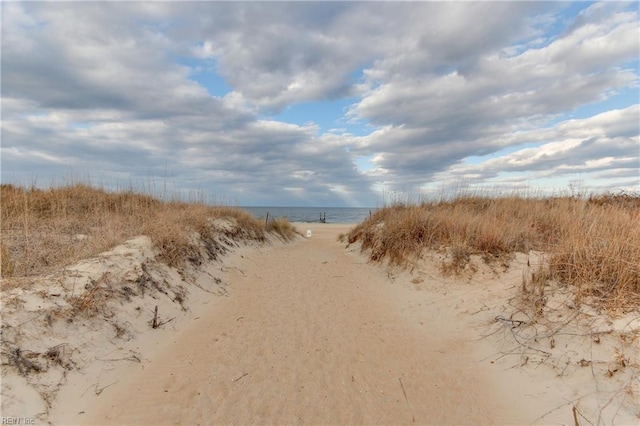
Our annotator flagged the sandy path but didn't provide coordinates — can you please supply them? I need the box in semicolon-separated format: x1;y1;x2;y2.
81;224;524;425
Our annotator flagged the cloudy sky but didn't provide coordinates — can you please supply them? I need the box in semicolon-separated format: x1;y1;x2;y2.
2;1;639;207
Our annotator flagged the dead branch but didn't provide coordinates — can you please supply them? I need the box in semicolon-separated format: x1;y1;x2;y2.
5;347;43;376
151;305;174;329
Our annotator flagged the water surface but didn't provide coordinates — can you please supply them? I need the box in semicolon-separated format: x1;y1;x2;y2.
241;206;376;224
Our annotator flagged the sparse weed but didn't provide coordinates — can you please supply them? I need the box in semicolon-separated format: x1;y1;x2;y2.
265;217;300;241
522;263;551;317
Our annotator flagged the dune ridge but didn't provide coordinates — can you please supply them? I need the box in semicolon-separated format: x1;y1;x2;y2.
1;214;638;424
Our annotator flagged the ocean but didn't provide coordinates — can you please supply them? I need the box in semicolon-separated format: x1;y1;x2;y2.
240;206;377;224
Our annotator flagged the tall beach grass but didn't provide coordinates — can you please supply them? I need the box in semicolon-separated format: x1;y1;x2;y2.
1;183;297;281
347;193;640;310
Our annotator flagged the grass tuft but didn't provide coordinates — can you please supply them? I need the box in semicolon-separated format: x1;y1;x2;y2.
347;193;640;310
265;217;301;241
1;183;295;281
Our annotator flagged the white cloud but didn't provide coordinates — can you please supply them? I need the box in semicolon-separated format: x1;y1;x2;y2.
439;105;639;187
345;3;638;192
2;2;638;205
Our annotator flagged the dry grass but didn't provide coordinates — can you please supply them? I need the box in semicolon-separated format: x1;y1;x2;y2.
265;217;301;241
347;193;640;309
1;183;297;281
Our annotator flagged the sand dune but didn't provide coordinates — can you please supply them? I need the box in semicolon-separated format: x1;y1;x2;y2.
3;224;638;425
52;225;478;424
72;224;520;424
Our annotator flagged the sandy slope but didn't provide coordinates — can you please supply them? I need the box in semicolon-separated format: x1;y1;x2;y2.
7;222;632;425
66;224;533;425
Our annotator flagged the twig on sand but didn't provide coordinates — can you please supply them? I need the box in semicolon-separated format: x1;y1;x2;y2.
493;315;552;358
82;379;119;397
398;377;415;423
232;372;248;382
494;315;526;328
6;348;42;376
532;398;594;426
152;305;159;328
151;305;174;329
94;381;118;396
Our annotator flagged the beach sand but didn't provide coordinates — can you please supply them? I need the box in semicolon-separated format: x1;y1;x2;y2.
3;223;638;424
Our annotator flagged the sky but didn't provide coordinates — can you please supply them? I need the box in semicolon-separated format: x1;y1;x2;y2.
1;1;639;207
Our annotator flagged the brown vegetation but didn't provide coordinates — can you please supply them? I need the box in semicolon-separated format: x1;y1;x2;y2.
1;183;297;280
347;193;640;309
265;216;301;241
